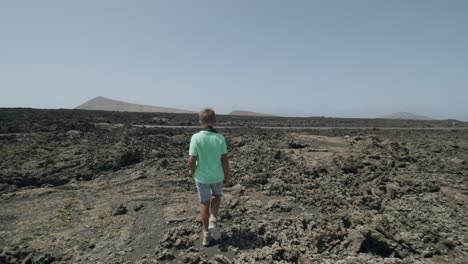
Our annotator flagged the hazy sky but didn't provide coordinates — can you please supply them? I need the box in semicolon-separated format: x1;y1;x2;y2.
1;1;467;120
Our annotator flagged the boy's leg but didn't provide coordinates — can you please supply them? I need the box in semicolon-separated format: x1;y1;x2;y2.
209;181;224;219
196;182;212;246
208;182;223;240
200;201;211;246
208;196;221;240
199;201;210;232
195;182;212;232
210;195;221;218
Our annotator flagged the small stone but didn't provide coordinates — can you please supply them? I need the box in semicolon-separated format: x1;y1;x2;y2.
130;172;147;181
211;254;231;264
112;204;128;216
159;159;169;168
134;203;145;212
187;246;198;252
345;229;366;253
156;249;175;260
174;238;182;247
21;252;33;264
66;130;82;136
273;150;281;160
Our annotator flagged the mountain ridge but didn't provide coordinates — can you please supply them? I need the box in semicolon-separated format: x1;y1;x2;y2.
228;110;277;117
76;96;195;114
382;111;434;120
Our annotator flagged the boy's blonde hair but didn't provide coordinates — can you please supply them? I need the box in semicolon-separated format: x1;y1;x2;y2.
199;108;216;126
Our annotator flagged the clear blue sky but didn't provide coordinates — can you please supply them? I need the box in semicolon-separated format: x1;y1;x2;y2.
1;0;467;120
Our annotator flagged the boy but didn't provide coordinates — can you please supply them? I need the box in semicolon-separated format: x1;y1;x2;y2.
188;108;230;246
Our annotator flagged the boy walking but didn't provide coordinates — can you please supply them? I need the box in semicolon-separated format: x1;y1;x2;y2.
188;108;230;246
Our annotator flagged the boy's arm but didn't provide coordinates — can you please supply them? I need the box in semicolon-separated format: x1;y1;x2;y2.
221;154;230;185
188;155;197;177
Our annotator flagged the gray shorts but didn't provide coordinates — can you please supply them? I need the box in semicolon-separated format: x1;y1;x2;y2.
195;181;223;203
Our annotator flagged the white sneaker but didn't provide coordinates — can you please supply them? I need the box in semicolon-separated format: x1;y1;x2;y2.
202;231;211;246
208;216;221;240
209;215;217;224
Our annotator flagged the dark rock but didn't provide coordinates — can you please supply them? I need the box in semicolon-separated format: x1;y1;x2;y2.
159;159;169;168
155;249;175;261
66;130;82;136
288;142;307;149
273;150;281;160
266;200;293;212
112;204;128;216
178;252;203;263
134;203;145;212
344;229;366;253
118;149;142;167
358;231;397;257
210;254;232;264
130;171;147;181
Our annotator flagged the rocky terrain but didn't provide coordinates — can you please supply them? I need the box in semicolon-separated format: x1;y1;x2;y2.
1;109;467;263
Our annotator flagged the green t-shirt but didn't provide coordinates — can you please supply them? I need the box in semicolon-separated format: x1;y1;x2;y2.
189;130;227;184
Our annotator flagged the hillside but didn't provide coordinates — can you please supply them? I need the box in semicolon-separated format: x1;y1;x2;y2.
382;111;434;120
229;110;276;117
76;96;195;114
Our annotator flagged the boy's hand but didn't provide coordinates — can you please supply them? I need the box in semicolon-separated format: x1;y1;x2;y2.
188;156;197;178
221;154;230;186
224;177;230;187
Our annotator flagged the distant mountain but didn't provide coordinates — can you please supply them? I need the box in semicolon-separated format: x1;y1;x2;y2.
382;112;434;120
76;96;195;114
229;110;277;117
